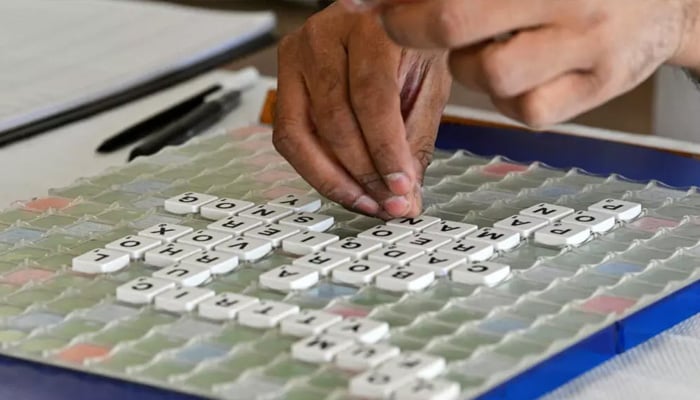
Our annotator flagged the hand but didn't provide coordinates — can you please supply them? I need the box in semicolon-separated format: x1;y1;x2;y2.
358;0;698;128
273;3;452;219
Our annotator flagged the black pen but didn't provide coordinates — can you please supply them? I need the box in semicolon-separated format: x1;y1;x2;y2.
128;88;241;161
96;84;222;153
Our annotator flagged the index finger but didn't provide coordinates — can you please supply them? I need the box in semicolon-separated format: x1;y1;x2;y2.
274;44;381;216
347;20;417;197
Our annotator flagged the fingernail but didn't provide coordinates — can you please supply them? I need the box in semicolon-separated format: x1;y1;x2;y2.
353;195;380;215
383;196;410;217
384;172;412;196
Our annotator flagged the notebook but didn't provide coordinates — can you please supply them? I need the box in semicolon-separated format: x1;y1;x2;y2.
0;0;275;144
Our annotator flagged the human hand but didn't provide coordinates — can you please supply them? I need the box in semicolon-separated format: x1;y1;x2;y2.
349;0;699;129
274;3;452;219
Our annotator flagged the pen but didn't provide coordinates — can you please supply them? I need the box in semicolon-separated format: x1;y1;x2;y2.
96;84;222;153
128;88;241;161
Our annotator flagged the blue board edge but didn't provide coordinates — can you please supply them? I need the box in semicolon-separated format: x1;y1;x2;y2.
435;122;700;188
475;278;700;400
0;354;204;400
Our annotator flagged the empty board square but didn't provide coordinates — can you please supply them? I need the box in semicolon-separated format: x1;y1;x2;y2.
47;319;105;339
5;289;61;307
120;180;171;194
129;333;187;354
0;228;44;244
0;248;53;264
217;376;287;399
93;350;153;373
44;296;102;315
82;303;140;323
27;215;78;230
174;342;230;364
135;359;194;381
15;336;70;355
63;222;112;237
477;315;532;335
594;262;645;277
33;234;83;251
164;319;224;339
7;312;64;331
300;282;358;301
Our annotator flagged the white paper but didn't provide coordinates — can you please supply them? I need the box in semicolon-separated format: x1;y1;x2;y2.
0;0;275;133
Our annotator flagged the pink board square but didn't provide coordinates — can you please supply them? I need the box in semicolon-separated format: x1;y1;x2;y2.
1;268;54;286
629;217;679;233
326;305;370;318
57;343;111;364
482;163;528;177
228;126;271;139
22;197;73;212
581;295;636;315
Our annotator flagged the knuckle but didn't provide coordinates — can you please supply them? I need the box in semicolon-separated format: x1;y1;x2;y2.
317;102;349;128
271;127;295;156
351;70;378;95
368;139;395;163
277;32;301;63
277;33;295;55
351;89;388;118
413;138;435;173
321;130;351;151
480;50;513;98
300;14;323;41
355;171;384;188
380;12;409;45
317;180;355;208
517;94;553;129
316;179;338;199
355;171;392;200
431;3;468;47
316;65;343;94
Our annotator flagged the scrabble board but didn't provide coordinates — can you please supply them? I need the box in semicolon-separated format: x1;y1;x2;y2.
0;123;699;400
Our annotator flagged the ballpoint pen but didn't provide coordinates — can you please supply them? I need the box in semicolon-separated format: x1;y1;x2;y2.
128;88;241;161
96;84;221;153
